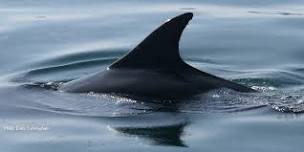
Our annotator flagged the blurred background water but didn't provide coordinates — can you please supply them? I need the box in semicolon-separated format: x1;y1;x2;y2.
1;0;304;151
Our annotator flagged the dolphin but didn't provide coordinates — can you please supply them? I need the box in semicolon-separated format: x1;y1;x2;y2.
60;12;255;100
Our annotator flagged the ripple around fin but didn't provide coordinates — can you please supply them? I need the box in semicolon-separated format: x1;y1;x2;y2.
32;50;125;67
16;82;304;116
272;104;304;113
183;57;219;65
233;70;304;88
270;92;304;113
11;48;126;82
26;58;116;76
21;81;65;91
248;10;304;16
12;55;121;83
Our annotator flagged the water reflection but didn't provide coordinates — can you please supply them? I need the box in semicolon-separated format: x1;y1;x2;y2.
114;122;188;147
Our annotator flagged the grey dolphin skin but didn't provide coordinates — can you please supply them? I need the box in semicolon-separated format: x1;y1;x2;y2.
60;12;255;100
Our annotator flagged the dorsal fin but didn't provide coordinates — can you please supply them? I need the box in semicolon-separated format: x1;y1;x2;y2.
110;12;193;69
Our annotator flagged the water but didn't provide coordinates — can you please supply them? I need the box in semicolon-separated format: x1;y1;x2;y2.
1;0;304;151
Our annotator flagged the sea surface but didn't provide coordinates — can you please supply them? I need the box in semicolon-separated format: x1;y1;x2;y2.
1;0;304;151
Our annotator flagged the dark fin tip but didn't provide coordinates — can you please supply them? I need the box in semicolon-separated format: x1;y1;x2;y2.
173;12;193;21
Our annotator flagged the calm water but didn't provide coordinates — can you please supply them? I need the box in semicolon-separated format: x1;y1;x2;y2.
1;0;304;151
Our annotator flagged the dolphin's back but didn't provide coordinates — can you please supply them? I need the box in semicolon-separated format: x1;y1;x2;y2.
61;12;255;100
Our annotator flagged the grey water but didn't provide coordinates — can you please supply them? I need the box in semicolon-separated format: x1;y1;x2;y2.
1;0;304;151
